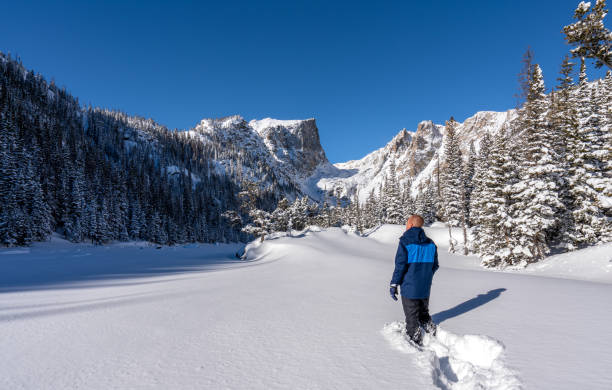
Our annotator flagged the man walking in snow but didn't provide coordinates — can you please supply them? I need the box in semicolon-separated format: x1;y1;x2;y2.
389;215;439;346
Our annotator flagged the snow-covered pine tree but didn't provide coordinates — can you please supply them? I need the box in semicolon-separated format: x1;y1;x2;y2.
384;160;404;224
441;117;464;228
299;197;311;229
434;157;444;221
221;209;243;231
288;197;309;231
129;196;146;240
194;216;208;243
238;181;259;214
166;218;180;245
343;197;354;227
13;162;33;245
426;183;438;225
92;198;112;244
600;71;612;229
62;165;86;242
401;180;415;223
515;47;535;107
363;189;378;229
463;141;477;227
0;117;19;246
1;136;48;246
549;55;581;248
242;208;272;242
591;75;612;240
415;181;437;225
349;194;365;234
334;186;343;207
567;68;611;244
414;186;426;221
563;0;612;69
511;64;564;262
459;141;477;254
112;173;130;242
440;117;464;252
476;132;514;267
315;190;332;229
468;133;492;254
306;200;320;227
24;157;52;242
314;201;331;228
498;136;524;266
270;197;290;232
374;184;385;225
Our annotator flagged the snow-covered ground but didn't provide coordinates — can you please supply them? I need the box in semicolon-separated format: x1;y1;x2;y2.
1;227;611;389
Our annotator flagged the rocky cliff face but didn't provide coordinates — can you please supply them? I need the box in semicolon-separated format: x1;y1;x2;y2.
454;110;517;150
250;118;328;177
186;115;331;200
406;120;444;178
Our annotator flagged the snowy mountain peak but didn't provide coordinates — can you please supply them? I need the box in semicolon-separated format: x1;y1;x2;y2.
250;118;322;153
249;118;315;134
185;114;331;200
195;115;248;133
252;117;329;177
415;120;444;138
388;128;413;153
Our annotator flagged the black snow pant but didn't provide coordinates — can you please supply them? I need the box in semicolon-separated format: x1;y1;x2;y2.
401;297;432;342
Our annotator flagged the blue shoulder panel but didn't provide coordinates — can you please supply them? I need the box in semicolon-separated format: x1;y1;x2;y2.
405;242;436;263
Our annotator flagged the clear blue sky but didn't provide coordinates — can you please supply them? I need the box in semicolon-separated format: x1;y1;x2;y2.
1;0;607;162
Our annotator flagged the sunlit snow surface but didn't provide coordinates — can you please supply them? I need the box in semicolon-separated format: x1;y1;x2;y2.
381;322;521;390
1;227;611;389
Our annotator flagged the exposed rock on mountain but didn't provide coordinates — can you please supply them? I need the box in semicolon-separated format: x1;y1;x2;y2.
250;118;328;177
185;115;334;200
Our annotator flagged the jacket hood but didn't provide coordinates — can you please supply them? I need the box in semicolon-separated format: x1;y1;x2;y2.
399;227;432;245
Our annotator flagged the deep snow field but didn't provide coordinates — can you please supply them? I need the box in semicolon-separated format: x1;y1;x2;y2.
1;226;611;390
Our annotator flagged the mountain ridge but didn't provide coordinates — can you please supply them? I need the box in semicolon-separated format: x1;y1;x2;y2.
311;110;516;202
178;108;517;204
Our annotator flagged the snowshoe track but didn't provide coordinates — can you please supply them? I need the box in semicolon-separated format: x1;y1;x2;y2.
381;322;522;390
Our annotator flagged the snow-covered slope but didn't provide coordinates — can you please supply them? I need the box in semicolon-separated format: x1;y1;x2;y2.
2;227;611;389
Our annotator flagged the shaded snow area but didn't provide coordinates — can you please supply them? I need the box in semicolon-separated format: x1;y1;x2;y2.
2;228;611;389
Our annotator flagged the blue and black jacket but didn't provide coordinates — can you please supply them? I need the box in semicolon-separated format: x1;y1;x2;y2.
390;227;439;299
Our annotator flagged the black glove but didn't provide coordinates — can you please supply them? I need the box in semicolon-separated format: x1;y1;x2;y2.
390;285;398;301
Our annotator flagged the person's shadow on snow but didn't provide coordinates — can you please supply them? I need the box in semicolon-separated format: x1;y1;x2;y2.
432;288;506;324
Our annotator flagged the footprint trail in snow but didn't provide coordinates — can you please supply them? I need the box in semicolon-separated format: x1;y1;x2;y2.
381;322;522;390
